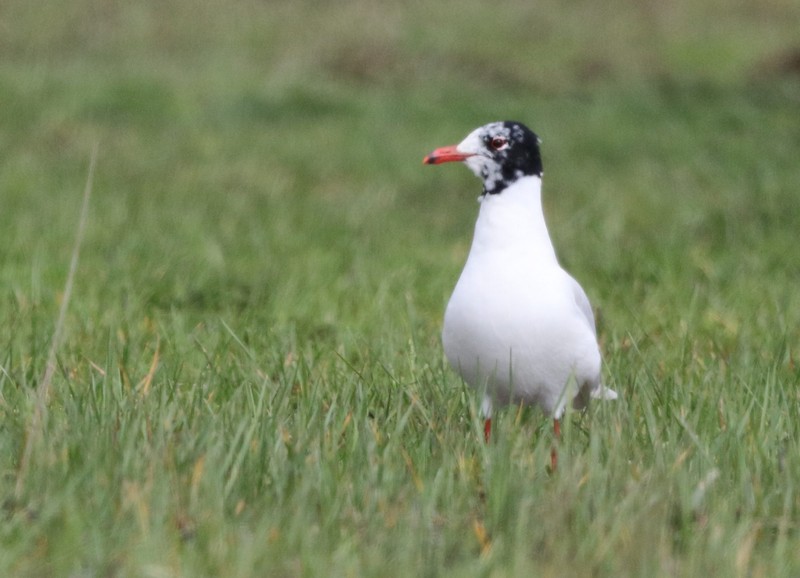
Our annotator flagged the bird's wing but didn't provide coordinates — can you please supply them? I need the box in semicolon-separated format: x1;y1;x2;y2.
567;274;597;336
568;273;619;400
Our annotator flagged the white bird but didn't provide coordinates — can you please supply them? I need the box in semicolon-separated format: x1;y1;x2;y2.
424;121;617;469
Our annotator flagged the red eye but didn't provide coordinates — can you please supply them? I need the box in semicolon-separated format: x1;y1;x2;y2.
490;136;507;150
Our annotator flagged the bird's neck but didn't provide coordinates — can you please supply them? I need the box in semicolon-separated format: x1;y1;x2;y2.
471;176;558;262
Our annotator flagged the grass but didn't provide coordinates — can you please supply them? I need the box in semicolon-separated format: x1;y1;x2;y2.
2;0;800;575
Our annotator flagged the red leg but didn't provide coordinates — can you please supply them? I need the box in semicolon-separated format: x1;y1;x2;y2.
483;418;492;442
550;418;561;471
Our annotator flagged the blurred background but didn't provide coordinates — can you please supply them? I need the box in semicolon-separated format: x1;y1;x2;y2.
0;0;797;388
2;0;798;337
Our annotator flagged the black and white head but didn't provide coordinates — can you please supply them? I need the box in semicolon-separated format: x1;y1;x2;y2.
423;121;543;195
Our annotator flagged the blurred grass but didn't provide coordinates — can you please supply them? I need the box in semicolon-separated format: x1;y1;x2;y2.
1;0;800;575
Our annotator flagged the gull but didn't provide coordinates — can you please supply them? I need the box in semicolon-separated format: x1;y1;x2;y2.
424;121;617;469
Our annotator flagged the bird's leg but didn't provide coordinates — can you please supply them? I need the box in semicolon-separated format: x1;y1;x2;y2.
550;418;561;471
481;395;493;443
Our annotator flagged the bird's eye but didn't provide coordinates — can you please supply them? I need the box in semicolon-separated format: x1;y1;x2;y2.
490;136;508;151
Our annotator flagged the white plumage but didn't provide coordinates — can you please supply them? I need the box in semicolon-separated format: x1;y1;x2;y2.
424;121;617;457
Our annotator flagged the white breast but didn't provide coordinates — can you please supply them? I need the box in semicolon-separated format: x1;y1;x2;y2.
442;176;602;418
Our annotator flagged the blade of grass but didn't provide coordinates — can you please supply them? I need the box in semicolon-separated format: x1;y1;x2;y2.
15;143;99;499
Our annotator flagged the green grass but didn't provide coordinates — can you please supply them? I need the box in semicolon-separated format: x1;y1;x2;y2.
2;0;800;575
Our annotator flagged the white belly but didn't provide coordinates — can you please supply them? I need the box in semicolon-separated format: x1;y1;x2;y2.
442;264;601;417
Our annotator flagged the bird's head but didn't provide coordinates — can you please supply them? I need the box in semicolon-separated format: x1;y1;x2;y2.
423;121;543;195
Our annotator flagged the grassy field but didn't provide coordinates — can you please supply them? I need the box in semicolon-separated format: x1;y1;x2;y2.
2;0;800;575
